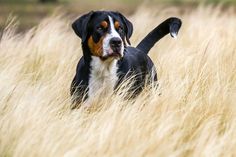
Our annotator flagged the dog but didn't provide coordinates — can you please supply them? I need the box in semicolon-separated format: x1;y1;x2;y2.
70;11;182;108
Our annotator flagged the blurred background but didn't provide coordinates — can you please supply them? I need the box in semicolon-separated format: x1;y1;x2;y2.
0;0;235;32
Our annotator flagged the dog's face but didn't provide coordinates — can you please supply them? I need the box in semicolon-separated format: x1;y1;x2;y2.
72;11;133;60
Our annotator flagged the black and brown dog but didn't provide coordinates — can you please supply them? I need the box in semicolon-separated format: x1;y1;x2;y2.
70;11;182;108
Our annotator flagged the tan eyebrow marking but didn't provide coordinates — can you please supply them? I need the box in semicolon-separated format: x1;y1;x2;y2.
114;21;120;29
100;21;108;28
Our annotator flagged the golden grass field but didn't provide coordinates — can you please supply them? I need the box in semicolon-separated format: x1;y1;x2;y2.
1;5;236;157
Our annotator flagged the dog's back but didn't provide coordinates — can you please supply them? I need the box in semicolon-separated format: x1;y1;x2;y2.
116;17;182;96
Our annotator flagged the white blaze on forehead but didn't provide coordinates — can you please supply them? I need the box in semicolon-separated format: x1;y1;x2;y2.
102;15;124;57
108;16;121;39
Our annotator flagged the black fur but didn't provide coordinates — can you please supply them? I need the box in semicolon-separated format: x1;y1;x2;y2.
70;11;182;108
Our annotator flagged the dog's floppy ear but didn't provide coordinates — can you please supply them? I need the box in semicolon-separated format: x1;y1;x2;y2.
116;12;133;45
72;11;94;43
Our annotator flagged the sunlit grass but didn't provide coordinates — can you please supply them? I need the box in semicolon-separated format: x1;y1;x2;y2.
0;5;236;157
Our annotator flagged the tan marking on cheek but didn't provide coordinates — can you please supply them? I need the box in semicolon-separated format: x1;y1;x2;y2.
88;36;104;57
114;21;120;29
100;21;108;29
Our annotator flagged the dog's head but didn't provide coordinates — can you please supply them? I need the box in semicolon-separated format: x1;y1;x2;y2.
72;11;133;60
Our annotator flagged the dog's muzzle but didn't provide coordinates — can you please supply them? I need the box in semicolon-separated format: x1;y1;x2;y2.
100;37;123;60
110;37;122;53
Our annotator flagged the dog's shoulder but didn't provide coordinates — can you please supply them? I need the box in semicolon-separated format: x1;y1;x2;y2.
117;46;152;78
74;57;90;83
118;46;150;67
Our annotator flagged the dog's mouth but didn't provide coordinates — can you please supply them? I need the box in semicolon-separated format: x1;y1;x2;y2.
100;51;122;61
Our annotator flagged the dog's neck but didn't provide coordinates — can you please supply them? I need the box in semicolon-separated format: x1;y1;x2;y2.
88;56;118;102
81;43;119;102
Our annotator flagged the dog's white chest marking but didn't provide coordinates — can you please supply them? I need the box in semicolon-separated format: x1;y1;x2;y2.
88;56;118;100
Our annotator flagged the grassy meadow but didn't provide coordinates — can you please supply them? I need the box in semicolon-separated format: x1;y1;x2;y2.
1;4;236;157
1;0;236;32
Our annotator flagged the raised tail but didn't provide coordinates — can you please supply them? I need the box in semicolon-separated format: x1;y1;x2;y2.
136;17;182;54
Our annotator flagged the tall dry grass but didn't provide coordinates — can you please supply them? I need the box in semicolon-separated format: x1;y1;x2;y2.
1;5;236;157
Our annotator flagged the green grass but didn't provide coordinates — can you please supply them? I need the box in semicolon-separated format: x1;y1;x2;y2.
0;0;139;32
0;3;58;32
1;0;236;32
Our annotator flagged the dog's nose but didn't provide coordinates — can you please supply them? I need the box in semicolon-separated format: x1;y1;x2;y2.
110;37;122;48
